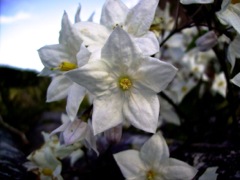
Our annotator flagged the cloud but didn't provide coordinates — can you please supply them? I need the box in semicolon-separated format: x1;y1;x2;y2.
0;12;31;24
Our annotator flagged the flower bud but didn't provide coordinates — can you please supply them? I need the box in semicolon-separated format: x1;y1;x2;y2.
196;31;218;52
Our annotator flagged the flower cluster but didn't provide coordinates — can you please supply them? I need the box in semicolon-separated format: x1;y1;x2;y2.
24;0;240;179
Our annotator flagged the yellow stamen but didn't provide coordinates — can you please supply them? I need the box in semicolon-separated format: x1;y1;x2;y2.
42;168;53;176
146;170;155;180
218;81;224;87
231;0;240;4
119;77;132;91
51;61;77;71
181;86;188;93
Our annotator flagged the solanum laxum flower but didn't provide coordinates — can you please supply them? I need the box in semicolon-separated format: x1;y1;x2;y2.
114;133;197;180
66;27;177;135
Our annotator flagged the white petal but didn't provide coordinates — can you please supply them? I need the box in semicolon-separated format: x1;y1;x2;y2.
73;22;109;48
84;122;99;155
133;31;159;56
161;158;197;180
63;119;88;145
92;91;124;135
38;44;72;68
231;72;240;87
135;57;177;93
100;0;129;29
59;11;82;52
74;4;81;23
46;76;72;102
66;83;86;121
101;27;142;71
125;0;159;36
180;0;214;4
199;167;218;180
123;89;159;133
50;120;70;135
65;60;115;97
217;6;240;34
38;67;54;76
140;133;169;168
113;150;146;179
77;43;91;67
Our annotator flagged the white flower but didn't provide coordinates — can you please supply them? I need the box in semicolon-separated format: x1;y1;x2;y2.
73;0;160;56
114;133;197;180
212;72;227;97
51;114;98;155
216;0;240;34
180;0;214;5
38;12;91;121
24;146;63;180
66;27;177;135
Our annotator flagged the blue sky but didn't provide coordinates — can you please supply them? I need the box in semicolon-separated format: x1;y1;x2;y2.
0;0;138;71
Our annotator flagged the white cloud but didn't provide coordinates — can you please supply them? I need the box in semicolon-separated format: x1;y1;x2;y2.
0;12;31;24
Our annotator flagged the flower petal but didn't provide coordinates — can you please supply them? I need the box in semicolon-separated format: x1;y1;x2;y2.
161;158;197;180
140;133;169;168
73;21;109;48
66;83;86;121
180;0;214;4
114;150;146;179
231;72;240;87
65;60;115;97
133;31;159;56
135;57;177;93
76;44;91;67
46;76;72;102
59;11;82;52
125;0;159;36
123;89;159;133
38;44;72;68
100;0;129;29
101;27;142;71
92;91;124;135
63;119;88;145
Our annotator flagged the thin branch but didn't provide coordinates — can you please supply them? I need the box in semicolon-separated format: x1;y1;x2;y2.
0;115;29;144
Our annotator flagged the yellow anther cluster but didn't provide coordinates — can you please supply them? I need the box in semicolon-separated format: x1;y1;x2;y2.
119;77;132;91
51;61;77;71
58;62;77;71
42;168;53;176
181;86;188;93
146;170;155;180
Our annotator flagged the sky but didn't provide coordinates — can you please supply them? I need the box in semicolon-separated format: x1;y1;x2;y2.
0;0;139;72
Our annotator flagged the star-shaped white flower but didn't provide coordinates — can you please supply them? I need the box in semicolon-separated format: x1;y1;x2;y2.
38;12;90;121
114;133;197;180
66;27;177;135
73;0;160;56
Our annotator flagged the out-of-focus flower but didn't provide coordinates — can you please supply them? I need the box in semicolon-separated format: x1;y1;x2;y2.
66;27;177;135
180;0;214;4
199;167;218;180
73;0;160;56
51;114;98;155
228;34;240;71
114;133;197;180
216;0;240;34
196;31;218;52
231;72;240;87
24;146;63;180
212;72;227;97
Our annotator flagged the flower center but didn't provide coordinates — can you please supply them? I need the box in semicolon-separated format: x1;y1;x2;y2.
51;61;77;71
231;0;240;4
42;168;53;176
146;170;155;180
119;77;132;91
